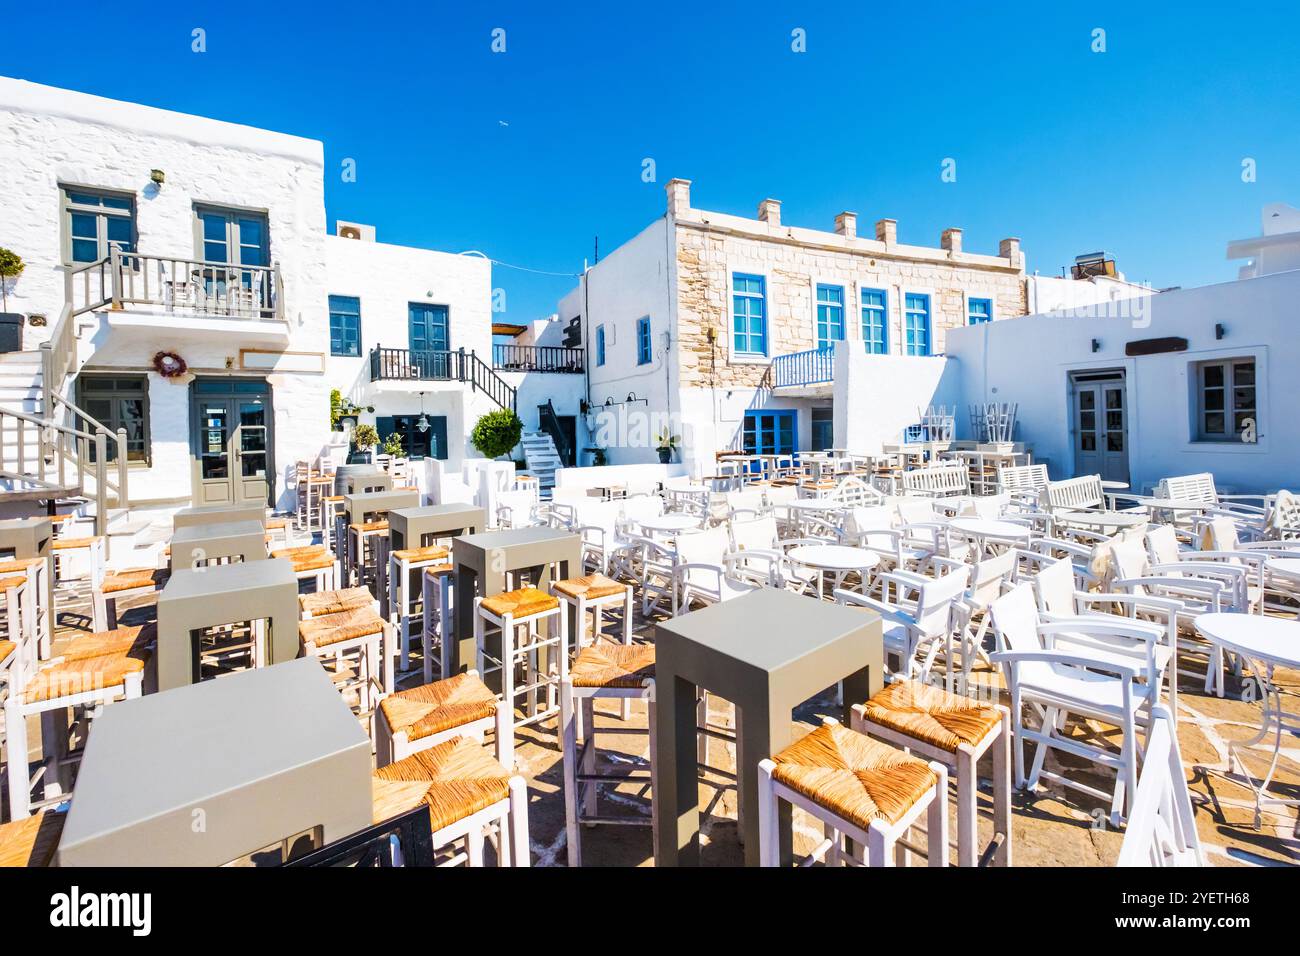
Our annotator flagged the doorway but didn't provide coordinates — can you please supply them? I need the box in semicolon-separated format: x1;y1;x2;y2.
190;378;274;506
1069;370;1129;484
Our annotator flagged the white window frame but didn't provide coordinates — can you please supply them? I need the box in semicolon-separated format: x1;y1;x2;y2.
1192;355;1258;444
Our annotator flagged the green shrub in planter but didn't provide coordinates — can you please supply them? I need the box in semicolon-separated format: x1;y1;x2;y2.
471;409;523;460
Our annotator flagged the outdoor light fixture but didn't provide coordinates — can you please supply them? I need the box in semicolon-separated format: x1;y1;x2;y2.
1215;323;1226;340
1091;338;1101;353
416;391;430;432
150;169;165;185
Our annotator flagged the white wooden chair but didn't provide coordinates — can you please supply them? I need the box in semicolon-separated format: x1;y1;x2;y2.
671;527;763;615
1157;472;1268;522
901;465;970;498
998;463;1049;507
1116;705;1204;867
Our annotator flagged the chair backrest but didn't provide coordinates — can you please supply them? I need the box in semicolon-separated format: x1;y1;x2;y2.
1265;489;1300;539
675;527;731;589
725;489;768;515
998;463;1049;494
989;583;1041;654
730;515;779;553
1041;475;1105;512
915;566;971;638
1117;706;1204;867
1145;525;1182;565
1108;533;1150;583
968;548;1017;608
1198;516;1239;551
957;493;1011;520
496;490;539;527
1158;473;1218;505
894;497;938;527
574;499;622;541
901;465;970;497
1031;556;1076;615
831;475;885;507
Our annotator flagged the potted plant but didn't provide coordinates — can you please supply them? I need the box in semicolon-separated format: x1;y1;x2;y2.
382;431;405;458
584;446;608;467
350;423;379;463
0;247;24;312
655;429;679;464
470;409;523;460
329;389;344;430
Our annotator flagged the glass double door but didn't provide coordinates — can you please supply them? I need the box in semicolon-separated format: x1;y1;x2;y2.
1071;372;1129;484
191;379;274;506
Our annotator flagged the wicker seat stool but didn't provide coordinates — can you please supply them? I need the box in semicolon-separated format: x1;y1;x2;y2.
51;535;105;597
271;544;339;592
386;543;450;676
853;678;1011;866
372;736;529;867
474;586;568;744
376;670;507;768
347;520;388;588
552;573;634;720
300;586;375;619
757;719;948;867
299;607;394;739
92;566;167;632
421;564;455;684
560;643;659;866
0;558;50;658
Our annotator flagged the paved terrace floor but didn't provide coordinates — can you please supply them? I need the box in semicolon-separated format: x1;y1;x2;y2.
54;578;1300;868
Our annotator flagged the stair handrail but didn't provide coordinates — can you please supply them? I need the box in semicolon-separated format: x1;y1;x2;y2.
538;399;572;468
0;405;111;538
50;392;130;510
463;349;517;412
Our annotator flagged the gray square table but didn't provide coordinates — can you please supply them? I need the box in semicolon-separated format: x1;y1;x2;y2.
451;527;582;675
341;490;420;585
339;470;392;496
55;657;372;866
173;503;266;531
155;559;299;691
653;588;883;867
169;519;267;571
378;503;486;619
0;517;53;622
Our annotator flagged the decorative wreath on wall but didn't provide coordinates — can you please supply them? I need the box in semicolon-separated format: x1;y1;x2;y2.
152;350;188;378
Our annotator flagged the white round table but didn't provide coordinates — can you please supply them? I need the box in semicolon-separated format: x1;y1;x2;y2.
785;544;880;599
1194;612;1300;828
1054;510;1149;533
1265;557;1300;585
947;517;1032;554
638;514;702;538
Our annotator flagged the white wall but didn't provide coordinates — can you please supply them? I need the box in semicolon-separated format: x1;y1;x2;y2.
945;270;1300;494
833;346;962;454
1026;273;1156;316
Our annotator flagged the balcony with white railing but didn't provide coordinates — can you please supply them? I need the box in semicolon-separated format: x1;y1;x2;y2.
771;345;835;389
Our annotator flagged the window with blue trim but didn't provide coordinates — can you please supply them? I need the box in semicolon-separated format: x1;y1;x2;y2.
904;293;931;356
595;325;606;366
861;288;888;354
732;273;767;355
816;284;845;348
328;295;361;357
968;297;992;324
636;316;652;365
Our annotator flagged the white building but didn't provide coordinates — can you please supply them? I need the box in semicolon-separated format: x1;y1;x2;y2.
1227;202;1300;279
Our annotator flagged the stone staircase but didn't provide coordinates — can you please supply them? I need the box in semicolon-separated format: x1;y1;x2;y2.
520;431;563;494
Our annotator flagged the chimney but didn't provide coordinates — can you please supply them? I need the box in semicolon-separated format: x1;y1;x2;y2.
875;218;897;244
757;198;782;227
999;237;1023;268
941;228;962;254
666;178;692;218
834;211;858;239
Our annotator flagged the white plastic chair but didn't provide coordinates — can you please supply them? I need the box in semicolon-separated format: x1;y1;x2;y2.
1116;705;1204;867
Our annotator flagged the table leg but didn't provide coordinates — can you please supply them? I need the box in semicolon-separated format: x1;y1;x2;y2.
841;663;879;722
652;672;702;866
735;695;794;866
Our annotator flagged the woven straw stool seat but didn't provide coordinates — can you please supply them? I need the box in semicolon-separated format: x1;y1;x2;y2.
324;495;345;503
552;573;626;601
271;545;328;560
299;607;384;648
51;537;99;551
61;624;155;662
22;648;150;704
99;567;167;594
350;520;389;533
480;586;559;618
393;544;450;563
373;736;513;832
0;640;15;662
861;679;1002;753
424;564;454;579
0;812;65;867
380;672;497;742
286;551;337;574
571;644;656;688
300;586;372;617
0;557;45;576
770;723;937;830
266;517;288;530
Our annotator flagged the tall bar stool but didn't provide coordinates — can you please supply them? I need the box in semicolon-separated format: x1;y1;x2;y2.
474;586;569;743
300;586;374;620
298;606;394;737
551;573;634;719
560;643;658;866
421;564;455;684
4;624;153;818
852;679;1012;866
271;545;339;592
51;535;105;597
387;544;450;675
371;737;529;867
300;473;334;533
322;495;346;553
347;519;389;589
757;718;949;867
91;566;167;632
0;558;50;659
375;670;507;768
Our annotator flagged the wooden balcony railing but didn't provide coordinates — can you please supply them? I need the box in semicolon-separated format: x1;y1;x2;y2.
101;246;283;321
772;346;835;387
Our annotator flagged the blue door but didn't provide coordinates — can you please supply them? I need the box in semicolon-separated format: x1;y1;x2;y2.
409;304;450;378
743;410;797;471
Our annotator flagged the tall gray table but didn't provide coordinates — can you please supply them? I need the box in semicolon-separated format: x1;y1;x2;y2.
341;490;419;585
339;470;392;496
155;559;299;691
451;527;582;676
0;517;52;628
378;503;485;619
653;588;883;867
173;503;265;530
169;519;266;571
55;657;372;866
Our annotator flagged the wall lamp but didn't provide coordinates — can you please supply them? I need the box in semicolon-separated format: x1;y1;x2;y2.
1091;338;1101;353
1215;323;1226;340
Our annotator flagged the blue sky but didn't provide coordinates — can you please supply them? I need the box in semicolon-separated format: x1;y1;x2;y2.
4;1;1299;322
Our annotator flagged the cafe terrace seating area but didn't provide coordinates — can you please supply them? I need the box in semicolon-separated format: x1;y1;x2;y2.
0;445;1297;867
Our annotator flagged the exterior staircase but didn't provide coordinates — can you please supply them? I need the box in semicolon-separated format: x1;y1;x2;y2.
520;432;563;495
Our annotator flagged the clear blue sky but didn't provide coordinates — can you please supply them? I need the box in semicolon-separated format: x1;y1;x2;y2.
5;1;1298;322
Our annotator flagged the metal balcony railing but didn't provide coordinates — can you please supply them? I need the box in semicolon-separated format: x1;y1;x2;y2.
491;344;584;374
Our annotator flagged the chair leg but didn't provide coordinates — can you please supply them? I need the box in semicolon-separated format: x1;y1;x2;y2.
4;698;29;819
956;748;976;867
993;709;1012;866
508;776;530;867
756;760;779;867
561;682;581;867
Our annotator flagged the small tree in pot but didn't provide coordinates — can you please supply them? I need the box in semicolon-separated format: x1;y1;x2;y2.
350;423;379;463
655;428;680;464
471;409;523;460
0;248;24;312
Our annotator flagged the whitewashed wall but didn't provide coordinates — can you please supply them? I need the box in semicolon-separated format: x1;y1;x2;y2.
833;346;962;454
